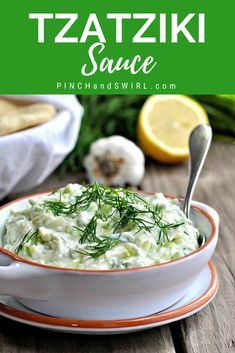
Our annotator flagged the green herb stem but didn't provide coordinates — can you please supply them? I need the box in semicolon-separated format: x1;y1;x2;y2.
15;229;39;255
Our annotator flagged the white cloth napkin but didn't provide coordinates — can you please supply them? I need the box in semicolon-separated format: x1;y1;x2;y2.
0;95;83;200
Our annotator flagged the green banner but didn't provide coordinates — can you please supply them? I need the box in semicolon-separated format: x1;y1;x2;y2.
0;0;234;94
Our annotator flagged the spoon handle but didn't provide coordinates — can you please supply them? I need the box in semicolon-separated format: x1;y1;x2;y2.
183;124;212;218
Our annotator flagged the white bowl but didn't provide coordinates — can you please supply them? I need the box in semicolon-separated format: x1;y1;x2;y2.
0;95;83;199
0;193;219;320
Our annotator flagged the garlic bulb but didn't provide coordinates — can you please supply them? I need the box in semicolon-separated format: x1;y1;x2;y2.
84;135;145;186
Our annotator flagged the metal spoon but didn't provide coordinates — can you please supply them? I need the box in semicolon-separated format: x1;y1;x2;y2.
183;124;212;218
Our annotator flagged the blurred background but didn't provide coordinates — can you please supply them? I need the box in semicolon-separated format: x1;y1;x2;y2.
0;94;234;203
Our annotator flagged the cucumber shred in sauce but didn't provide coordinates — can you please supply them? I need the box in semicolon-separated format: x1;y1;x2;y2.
3;183;201;270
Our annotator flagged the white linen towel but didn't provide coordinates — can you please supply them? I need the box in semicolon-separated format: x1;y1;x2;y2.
0;95;83;199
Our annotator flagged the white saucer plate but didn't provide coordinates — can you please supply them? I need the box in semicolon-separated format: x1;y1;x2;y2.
0;262;218;335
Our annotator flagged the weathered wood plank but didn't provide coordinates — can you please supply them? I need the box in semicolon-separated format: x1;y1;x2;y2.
108;326;176;353
0;316;175;353
170;251;235;353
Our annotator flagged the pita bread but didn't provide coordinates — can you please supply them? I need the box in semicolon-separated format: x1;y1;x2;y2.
0;99;17;115
0;102;56;136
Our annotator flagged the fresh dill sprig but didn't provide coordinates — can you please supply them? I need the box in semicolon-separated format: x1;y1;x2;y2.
15;229;39;255
43;200;69;216
43;183;106;216
74;236;120;259
43;183;187;258
157;222;185;245
113;205;156;233
74;215;99;244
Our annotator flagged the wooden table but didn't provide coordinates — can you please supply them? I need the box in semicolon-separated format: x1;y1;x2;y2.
0;142;234;353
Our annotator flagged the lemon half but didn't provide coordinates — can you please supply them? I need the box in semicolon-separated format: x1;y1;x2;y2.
137;95;209;163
